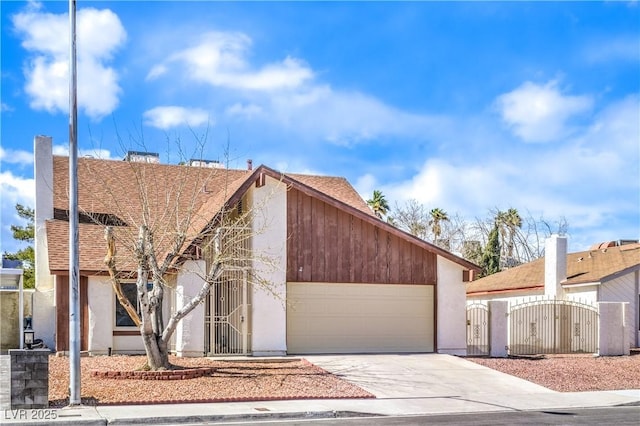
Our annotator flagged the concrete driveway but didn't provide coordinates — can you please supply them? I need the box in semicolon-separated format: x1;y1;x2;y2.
304;353;552;399
302;354;640;415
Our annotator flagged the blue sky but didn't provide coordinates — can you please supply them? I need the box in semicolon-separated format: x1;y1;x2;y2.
1;1;639;256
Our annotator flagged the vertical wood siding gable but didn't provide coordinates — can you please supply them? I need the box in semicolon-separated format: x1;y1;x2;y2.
287;189;437;284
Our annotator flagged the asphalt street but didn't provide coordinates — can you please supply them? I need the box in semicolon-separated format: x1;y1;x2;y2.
153;406;640;426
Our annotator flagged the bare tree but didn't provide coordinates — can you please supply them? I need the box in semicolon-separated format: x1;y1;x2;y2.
79;142;280;370
470;209;569;267
390;199;429;239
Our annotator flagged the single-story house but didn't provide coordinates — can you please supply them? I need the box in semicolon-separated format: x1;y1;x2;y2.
466;235;640;348
33;135;480;357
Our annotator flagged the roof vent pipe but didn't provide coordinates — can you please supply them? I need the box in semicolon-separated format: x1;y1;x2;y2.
247;159;253;171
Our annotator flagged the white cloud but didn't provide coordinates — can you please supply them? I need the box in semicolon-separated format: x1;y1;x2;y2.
496;81;593;142
150;29;448;145
354;173;377;200
1;103;14;112
143;106;211;130
0;171;35;254
0;147;33;166
12;4;126;120
584;36;640;64
376;95;639;250
225;103;263;118
161;31;313;91
269;86;450;145
146;64;167;81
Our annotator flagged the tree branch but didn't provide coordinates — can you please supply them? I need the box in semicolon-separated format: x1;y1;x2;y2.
104;226;141;327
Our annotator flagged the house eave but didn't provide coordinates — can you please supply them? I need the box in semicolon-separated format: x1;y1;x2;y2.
562;281;601;288
467;285;544;297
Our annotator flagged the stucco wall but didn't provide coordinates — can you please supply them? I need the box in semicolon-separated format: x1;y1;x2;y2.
248;175;287;356
175;260;206;357
88;276;113;355
84;275;177;355
436;257;467;355
600;272;638;347
33;136;56;350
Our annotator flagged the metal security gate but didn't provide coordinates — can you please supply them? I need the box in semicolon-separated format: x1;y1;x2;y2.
466;302;489;356
509;298;598;355
205;269;251;355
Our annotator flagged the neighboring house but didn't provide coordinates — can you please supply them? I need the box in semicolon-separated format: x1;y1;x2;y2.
33;136;480;357
467;235;640;348
1;259;33;351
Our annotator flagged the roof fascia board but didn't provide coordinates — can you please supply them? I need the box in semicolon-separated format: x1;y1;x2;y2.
562;281;600;288
598;264;640;284
466;285;545;297
184;168;263;259
562;264;640;287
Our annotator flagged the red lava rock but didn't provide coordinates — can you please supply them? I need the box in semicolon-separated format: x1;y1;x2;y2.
48;355;375;408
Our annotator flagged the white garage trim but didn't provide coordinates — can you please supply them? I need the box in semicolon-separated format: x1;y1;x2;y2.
287;282;434;354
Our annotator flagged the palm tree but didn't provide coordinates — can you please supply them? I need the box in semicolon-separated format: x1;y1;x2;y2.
496;208;522;262
367;190;390;219
428;207;449;242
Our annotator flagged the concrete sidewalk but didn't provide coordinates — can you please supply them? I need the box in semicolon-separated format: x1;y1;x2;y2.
1;354;639;425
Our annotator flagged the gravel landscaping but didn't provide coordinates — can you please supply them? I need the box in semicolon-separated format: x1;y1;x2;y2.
468;353;640;392
48;355;374;407
48;352;640;407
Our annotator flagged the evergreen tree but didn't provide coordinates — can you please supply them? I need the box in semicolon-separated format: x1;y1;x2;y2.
3;204;35;288
480;224;501;277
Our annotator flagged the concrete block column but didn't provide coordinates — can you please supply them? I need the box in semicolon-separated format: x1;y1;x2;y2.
9;349;49;409
488;300;509;358
598;302;629;356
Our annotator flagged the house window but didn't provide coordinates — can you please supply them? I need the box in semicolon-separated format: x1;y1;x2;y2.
115;283;138;327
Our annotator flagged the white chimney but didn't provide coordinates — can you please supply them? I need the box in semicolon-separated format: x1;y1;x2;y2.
544;234;567;298
33;135;56;350
34;136;54;286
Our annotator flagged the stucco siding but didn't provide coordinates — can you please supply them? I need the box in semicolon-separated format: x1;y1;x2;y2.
437;257;467;355
88;276;113;355
175;260;206;357
600;272;638;347
248;175;287;355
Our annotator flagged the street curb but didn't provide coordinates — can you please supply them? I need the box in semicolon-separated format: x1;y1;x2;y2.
105;410;384;425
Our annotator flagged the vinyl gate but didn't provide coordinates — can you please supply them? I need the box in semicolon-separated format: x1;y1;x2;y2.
466;302;489;356
509;298;598;355
205;268;251;355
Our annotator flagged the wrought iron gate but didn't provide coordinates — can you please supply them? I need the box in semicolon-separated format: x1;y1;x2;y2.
205;268;251;355
466;302;489;356
509;298;598;355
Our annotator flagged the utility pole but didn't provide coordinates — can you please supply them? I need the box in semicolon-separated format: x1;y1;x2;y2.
68;0;81;406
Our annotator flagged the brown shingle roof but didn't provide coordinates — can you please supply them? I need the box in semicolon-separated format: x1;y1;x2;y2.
285;173;374;217
466;243;640;295
47;156;379;273
46;220;139;273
